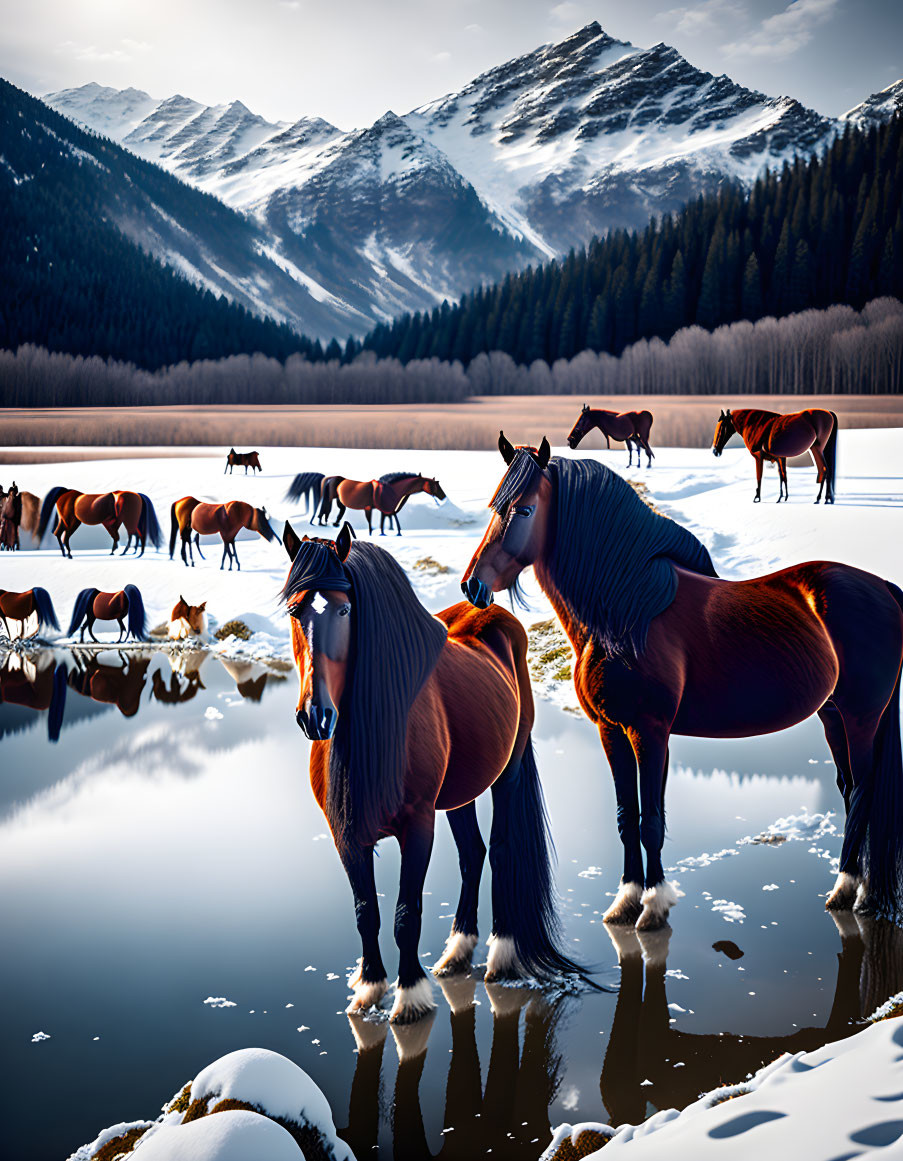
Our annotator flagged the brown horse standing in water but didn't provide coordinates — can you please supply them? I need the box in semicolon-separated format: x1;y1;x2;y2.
462;434;903;929
0;588;59;640
67;586;147;643
225;449;262;475
169;496;279;569
567;405;654;467
318;472;446;535
712;407;838;503
282;521;588;1023
37;488;163;557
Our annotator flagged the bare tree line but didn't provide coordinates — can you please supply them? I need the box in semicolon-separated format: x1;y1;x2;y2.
0;298;900;409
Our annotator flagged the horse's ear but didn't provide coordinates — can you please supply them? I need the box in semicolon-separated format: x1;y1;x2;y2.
719;409;725;418
537;437;551;469
198;602;206;610
336;522;353;561
582;403;588;412
283;520;303;561
726;408;732;417
179;594;186;605
499;431;516;465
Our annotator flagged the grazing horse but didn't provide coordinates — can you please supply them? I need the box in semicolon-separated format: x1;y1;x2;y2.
37;488;163;557
69;651;152;717
67;586;148;643
712;407;838;503
168;596;208;639
281;520;587;1023
462;433;903;928
169;496;280;569
225;448;262;475
0;651;68;742
319;472;446;535
285;471;326;523
567;405;655;467
0;588;60;640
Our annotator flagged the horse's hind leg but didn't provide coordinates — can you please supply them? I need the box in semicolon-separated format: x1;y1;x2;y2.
813;444;828;503
394;511;402;537
599;722;644;925
333;502;346;528
220;540;229;570
821;702;860;910
390;815;437;1023
365;508;373;536
341;845;389;1013
117;619;126;643
753;453;764;502
434;803;485;976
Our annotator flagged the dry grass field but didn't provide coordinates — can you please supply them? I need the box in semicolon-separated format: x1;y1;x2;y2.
0;394;900;459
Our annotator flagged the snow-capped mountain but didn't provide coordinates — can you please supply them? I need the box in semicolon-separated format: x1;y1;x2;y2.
843;80;903;129
43;23;902;339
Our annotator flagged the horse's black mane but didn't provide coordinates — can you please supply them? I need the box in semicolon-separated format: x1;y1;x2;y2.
496;451;717;659
379;470;420;485
283;539;447;847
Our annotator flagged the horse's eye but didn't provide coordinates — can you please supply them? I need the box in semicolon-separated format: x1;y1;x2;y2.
337;605;350;617
514;505;534;518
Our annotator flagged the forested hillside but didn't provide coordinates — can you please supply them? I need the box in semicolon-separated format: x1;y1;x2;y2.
360;114;903;368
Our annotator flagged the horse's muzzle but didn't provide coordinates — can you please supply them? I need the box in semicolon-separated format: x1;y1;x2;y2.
713;447;722;457
296;704;337;740
567;437;577;449
461;577;494;609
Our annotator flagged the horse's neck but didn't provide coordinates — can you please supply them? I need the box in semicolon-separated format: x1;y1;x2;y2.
394;476;423;498
533;558;591;654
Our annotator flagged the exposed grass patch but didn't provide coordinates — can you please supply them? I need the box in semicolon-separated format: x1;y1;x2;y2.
413;556;451;576
544;1126;614;1160
164;1083;192;1115
91;1125;151;1160
528;618;574;686
214;620;251;641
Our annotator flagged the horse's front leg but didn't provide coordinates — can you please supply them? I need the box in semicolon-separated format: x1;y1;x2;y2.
434;802;485;976
220;539;228;570
626;439;634;468
753;452;764;502
117;619;126;643
341;844;389;1013
813;444;827;503
599;722;644;925
365;507;373;536
634;729;681;930
391;814;436;1023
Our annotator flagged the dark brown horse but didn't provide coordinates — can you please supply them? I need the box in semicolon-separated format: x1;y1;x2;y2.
67;586;147;643
37;488;163;557
168;596;208;639
567;405;655;467
462;434;903;929
712;407;838;503
0;588;59;640
282;521;587;1023
318;472;446;535
225;448;262;475
68;650;152;717
169;496;279;569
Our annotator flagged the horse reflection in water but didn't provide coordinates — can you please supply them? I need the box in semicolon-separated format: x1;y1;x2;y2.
152;649;208;705
0;650;67;742
68;650;153;718
340;980;565;1161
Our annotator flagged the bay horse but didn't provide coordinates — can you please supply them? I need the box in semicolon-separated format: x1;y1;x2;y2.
67;586;147;643
1;484;40;546
567;405;654;467
712;408;838;503
319;472;446;535
225;448;262;475
285;471;326;523
37;488;163;557
0;587;59;640
169;496;280;569
281;520;588;1023
168;596;208;639
0;651;68;742
462;433;903;928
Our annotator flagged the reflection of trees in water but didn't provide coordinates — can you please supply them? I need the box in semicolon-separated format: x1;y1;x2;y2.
340;978;566;1161
600;914;903;1129
336;914;903;1159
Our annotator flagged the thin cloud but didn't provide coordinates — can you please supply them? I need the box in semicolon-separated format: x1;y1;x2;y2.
55;41;131;64
658;0;745;37
723;0;840;59
550;3;583;24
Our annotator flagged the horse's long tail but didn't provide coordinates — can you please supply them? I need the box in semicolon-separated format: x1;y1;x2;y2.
490;736;597;983
138;494;162;549
31;587;59;633
124;585;147;641
286;471;325;515
37;486;68;541
169;502;179;559
48;663;67;743
825;412;839;501
864;581;903;917
67;588;98;637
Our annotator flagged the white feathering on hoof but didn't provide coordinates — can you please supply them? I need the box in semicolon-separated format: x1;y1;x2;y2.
636;881;683;931
825;871;860;911
485;934;526;980
433;931;478;976
346;961;388;1012
603;880;644;925
854;879;872;913
389;977;436;1024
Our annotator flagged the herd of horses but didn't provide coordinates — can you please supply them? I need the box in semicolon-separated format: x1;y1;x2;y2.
2;403;872;1026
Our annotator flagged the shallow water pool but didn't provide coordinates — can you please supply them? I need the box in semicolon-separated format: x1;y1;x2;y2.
1;647;900;1160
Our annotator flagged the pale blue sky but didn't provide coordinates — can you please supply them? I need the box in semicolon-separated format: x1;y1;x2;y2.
2;0;900;128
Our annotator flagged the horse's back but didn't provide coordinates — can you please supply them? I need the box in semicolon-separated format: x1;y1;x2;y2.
93;591;127;620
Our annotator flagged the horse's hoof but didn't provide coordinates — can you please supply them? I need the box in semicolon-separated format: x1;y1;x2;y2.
346;977;388;1013
602;880;643;925
635;882;682;931
433;931;478;976
484;934;526;982
825;872;859;911
388;978;435;1024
